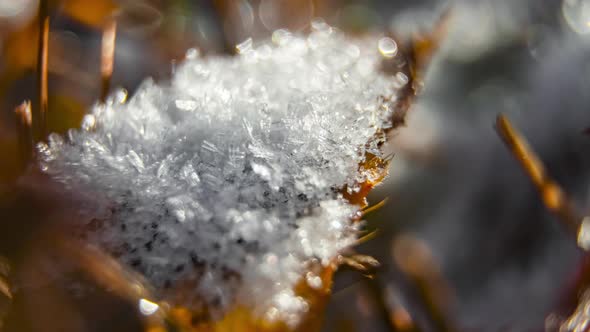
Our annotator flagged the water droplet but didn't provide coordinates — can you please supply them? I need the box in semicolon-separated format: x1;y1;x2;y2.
345;44;360;59
138;298;159;315
305;272;322;289
378;37;398;58
272;29;292;46
394;72;409;88
82;114;96;131
578;216;590;250
114;88;128;104
562;0;590;34
185;48;200;60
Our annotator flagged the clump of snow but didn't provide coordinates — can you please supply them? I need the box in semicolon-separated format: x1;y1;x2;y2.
38;23;404;327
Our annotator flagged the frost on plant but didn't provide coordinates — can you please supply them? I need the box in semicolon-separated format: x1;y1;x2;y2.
38;24;406;326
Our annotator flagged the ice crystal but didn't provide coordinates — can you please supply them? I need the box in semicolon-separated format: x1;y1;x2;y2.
38;24;403;326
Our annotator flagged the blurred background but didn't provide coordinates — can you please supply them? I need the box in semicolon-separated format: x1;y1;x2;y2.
1;0;590;331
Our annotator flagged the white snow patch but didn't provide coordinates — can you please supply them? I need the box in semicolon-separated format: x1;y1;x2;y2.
38;25;404;326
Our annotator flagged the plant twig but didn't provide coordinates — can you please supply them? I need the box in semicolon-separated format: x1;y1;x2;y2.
35;0;49;143
391;234;457;332
495;114;581;236
100;19;117;103
361;198;389;217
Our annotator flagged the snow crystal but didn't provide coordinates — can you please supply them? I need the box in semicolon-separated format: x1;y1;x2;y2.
38;24;404;326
